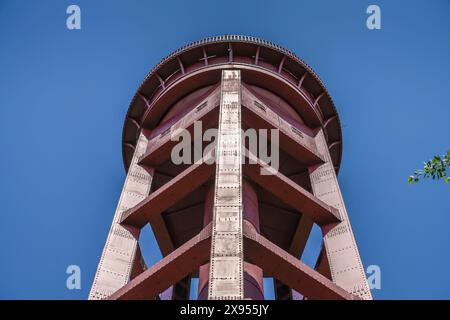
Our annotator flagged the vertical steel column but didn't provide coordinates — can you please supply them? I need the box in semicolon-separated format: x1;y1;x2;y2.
309;129;372;300
89;133;153;300
208;70;244;300
199;182;263;300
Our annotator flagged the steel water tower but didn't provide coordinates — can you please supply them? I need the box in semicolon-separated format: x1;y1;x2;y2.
89;35;372;300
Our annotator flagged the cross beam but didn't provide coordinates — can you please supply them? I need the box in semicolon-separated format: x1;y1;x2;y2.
109;224;212;300
139;88;220;167
243;150;341;227
121;153;215;228
243;221;358;300
241;86;325;166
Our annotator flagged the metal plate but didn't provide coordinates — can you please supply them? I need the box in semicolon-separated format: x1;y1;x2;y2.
208;70;244;300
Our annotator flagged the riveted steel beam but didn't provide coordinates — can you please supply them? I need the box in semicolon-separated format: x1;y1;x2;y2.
241;86;324;166
243;150;340;227
121;153;215;228
89;133;153;300
243;221;358;300
208;70;244;300
139;88;220;167
109;224;212;300
309;129;372;300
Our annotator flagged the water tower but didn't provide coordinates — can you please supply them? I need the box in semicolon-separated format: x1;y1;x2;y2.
89;36;372;300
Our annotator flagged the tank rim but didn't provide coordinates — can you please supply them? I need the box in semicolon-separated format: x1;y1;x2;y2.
122;35;343;173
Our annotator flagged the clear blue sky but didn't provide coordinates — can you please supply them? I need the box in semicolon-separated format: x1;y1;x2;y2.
1;0;449;300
